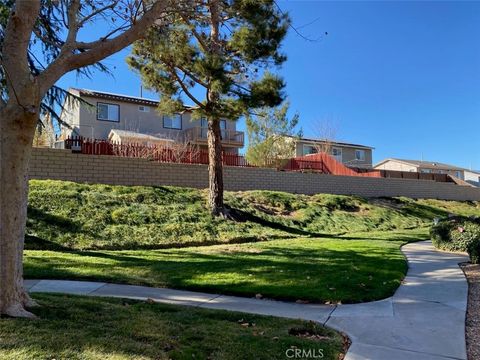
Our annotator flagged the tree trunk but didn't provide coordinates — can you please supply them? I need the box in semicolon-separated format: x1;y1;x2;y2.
206;0;226;216
207;117;225;216
0;106;38;318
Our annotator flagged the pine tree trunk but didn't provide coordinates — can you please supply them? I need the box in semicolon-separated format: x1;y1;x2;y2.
0;106;38;317
207;117;224;216
205;0;226;217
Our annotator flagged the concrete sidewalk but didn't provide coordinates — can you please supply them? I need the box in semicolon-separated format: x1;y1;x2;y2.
25;241;468;360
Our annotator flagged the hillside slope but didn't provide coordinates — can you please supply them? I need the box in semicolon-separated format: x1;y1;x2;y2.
26;180;480;250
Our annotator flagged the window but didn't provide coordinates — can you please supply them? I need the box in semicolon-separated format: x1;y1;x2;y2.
163;114;182;129
138;105;150;112
355;149;365;161
420;169;432;173
455;171;462;179
201;117;227;130
302;145;317;155
97;103;119;122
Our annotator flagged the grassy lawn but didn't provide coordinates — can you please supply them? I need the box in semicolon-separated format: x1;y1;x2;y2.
26;180;480;250
0;294;345;360
24;229;428;303
24;180;475;303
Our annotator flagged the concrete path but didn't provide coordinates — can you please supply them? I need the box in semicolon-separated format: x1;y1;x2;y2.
25;241;468;360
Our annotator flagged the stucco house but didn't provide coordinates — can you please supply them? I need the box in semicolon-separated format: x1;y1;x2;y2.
59;88;244;153
463;170;480;187
286;136;374;169
374;158;473;181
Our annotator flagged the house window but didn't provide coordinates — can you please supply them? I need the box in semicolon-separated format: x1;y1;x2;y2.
163;114;182;129
201;117;227;130
97;103;119;122
355;149;365;161
138;105;150;112
302;145;317;155
455;171;462;179
331;147;342;161
420;169;432;173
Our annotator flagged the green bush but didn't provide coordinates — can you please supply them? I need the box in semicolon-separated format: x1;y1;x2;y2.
430;218;480;264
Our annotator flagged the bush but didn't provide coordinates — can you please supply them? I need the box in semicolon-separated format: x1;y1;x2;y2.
430;217;480;264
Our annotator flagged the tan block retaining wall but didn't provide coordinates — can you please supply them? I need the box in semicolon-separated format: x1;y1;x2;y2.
29;148;480;201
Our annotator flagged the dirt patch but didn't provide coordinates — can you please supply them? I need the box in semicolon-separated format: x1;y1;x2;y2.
253;204;293;217
461;262;480;360
369;197;405;210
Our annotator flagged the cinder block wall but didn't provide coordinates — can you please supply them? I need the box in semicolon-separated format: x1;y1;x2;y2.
29;148;480;201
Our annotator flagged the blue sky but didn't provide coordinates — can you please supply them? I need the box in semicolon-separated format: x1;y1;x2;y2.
56;1;480;168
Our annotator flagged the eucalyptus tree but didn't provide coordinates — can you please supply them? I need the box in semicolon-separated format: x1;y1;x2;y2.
128;0;290;216
0;0;175;318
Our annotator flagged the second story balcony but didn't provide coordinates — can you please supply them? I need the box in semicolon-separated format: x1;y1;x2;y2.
183;127;244;148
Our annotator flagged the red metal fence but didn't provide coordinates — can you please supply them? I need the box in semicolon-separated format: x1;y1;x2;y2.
63;136;454;182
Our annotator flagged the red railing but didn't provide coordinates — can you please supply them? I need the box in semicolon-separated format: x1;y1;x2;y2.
65;136;253;167
63;136;453;182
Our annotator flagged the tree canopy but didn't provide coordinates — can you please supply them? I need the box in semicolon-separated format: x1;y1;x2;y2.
246;102;302;167
127;0;290;121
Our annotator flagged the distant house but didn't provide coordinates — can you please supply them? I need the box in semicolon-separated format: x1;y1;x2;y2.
464;170;480;187
374;158;475;182
58;88;244;153
286;136;374;169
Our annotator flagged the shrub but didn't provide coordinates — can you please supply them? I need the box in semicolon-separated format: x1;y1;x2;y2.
430;220;457;251
430;218;480;264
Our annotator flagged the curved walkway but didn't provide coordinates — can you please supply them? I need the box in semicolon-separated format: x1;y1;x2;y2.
25;241;468;360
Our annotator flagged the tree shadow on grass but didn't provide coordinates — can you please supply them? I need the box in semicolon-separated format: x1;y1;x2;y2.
226;206;329;238
25;207;84;250
25;243;407;304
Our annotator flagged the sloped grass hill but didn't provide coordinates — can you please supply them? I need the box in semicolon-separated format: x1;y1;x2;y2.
26;180;480;250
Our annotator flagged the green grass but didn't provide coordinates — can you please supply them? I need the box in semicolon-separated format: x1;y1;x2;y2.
0;294;344;360
24;229;428;303
26;180;480;250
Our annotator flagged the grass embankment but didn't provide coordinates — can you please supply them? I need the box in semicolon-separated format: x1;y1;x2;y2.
26;180;480;250
0;294;345;360
24;230;426;303
24;180;480;303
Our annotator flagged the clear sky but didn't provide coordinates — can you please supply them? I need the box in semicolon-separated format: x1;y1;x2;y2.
56;1;480;168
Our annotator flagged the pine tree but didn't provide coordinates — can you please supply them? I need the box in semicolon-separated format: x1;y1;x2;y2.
246;102;302;168
127;0;290;216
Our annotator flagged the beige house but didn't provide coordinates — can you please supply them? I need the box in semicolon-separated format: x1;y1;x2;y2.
288;136;374;168
59;88;244;153
464;170;480;187
374;158;468;180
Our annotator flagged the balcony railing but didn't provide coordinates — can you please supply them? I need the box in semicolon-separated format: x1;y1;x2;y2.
183;127;244;147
